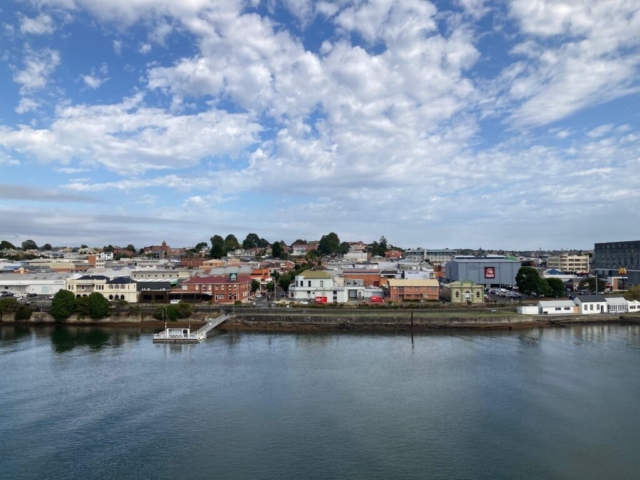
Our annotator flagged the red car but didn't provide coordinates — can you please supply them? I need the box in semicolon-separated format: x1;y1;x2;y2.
369;296;384;303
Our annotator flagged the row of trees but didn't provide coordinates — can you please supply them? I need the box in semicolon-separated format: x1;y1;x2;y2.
0;297;33;322
51;290;110;322
209;233;270;259
515;267;566;298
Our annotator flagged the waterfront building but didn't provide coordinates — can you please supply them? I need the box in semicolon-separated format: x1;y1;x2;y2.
594;240;640;286
573;295;607;314
66;275;138;302
538;300;577;315
177;275;252;304
387;279;439;302
606;297;630;313
0;273;70;296
288;271;349;303
441;280;484;304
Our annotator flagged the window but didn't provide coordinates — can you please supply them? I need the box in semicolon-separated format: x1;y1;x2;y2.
455;291;459;298
476;292;480;298
320;281;324;287
308;281;311;287
555;307;561;311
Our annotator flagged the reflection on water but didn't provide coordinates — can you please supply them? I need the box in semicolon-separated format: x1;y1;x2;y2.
2;324;640;480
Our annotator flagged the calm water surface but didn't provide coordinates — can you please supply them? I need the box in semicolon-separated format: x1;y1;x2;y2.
1;324;640;479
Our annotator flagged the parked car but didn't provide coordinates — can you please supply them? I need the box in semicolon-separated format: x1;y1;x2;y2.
27;293;38;297
300;300;309;305
255;293;262;298
170;299;181;304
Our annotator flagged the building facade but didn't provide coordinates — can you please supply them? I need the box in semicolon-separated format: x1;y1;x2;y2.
595;240;640;286
445;257;520;286
546;254;590;273
288;271;349;303
425;249;458;264
387;279;439;302
66;275;138;302
573;295;607;314
177;275;252;304
441;281;484;303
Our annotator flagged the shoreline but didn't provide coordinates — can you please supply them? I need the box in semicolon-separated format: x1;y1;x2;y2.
3;312;640;332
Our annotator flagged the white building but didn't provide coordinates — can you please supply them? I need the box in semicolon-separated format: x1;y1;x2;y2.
606;297;631;313
425;249;457;264
538;300;577;315
288;271;348;303
573;295;607;314
66;275;138;303
0;273;70;296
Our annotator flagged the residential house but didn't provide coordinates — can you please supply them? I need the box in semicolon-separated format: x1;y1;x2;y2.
606;297;630;313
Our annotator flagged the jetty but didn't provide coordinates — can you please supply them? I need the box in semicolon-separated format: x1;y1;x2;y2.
153;314;230;344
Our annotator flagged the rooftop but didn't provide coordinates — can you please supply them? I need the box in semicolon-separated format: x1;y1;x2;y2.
388;279;439;287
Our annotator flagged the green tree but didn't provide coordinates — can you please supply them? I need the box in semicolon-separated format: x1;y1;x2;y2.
103;245;114;253
14;305;34;321
210;235;226;258
0;297;19;322
126;244;136;252
80;244;88;249
317;232;340;256
279;275;292;292
75;296;91;317
88;292;110;320
579;277;607;293
292;239;307;245
516;267;546;295
194;242;208;251
22;239;38;251
272;242;283;258
0;240;16;250
51;290;76;322
338;242;351;255
266;282;275;292
224;234;240;251
42;243;52;251
624;285;640;302
243;233;261;249
210;244;225;259
258;238;270;248
251;279;261;293
546;277;566;298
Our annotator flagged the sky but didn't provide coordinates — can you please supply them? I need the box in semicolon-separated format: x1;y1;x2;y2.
0;0;639;250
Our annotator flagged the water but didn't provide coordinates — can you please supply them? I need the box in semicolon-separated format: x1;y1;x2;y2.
1;324;640;479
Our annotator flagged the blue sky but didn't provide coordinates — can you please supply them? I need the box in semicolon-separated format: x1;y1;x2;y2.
1;0;639;250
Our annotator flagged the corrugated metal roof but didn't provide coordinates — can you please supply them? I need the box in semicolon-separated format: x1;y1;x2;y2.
538;300;575;308
388;279;439;287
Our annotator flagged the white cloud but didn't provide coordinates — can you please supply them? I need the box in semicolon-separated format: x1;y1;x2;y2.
587;124;614;138
0;94;262;174
13;47;60;94
139;43;151;54
82;74;108;89
15;97;40;114
504;0;640;126
19;13;55;35
113;40;123;54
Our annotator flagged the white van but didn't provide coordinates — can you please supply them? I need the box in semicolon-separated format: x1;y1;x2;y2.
170;299;181;304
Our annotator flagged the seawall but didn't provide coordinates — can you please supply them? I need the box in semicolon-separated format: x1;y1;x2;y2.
3;310;640;332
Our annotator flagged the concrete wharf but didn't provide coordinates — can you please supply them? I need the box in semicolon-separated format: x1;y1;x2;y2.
153;315;230;344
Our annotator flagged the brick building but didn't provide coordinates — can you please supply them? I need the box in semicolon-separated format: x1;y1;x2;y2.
176;275;252;304
387;279;440;302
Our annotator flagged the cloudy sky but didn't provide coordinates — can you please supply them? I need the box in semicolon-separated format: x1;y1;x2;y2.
1;0;639;250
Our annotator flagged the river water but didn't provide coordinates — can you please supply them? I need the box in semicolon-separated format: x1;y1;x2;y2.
1;324;640;479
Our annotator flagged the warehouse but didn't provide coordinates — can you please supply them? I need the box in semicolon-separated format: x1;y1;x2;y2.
445;256;520;286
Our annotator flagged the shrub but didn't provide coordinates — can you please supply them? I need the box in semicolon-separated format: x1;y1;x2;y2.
128;305;142;316
51;290;76;322
14;305;34;321
234;300;242;305
88;292;110;320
